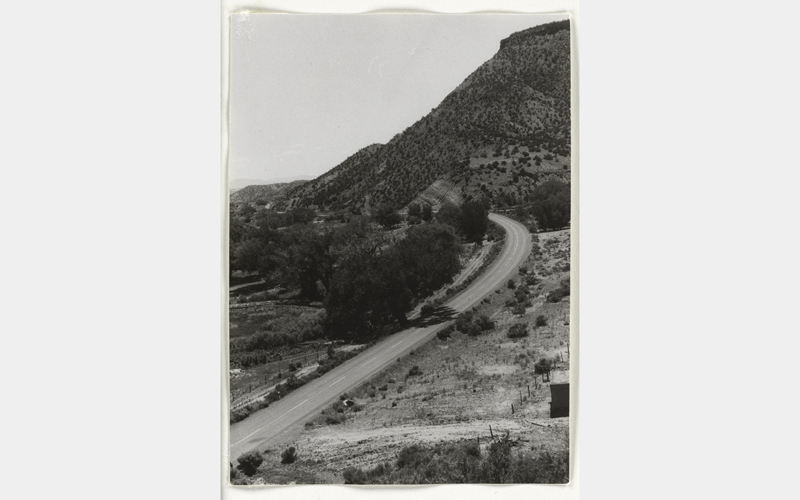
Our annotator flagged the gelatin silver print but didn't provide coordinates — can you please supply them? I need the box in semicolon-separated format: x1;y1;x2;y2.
226;12;574;485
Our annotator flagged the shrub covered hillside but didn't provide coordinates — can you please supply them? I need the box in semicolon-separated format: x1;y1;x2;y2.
281;20;571;213
230;180;308;206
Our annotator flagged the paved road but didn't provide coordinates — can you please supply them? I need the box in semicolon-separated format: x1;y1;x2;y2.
227;213;532;463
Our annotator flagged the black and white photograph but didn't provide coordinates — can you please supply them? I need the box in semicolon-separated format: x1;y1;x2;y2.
10;0;800;498
225;12;575;486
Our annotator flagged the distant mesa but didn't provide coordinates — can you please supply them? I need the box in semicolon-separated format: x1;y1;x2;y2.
229;176;312;192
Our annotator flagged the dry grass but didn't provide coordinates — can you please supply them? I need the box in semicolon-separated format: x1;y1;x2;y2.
242;228;572;484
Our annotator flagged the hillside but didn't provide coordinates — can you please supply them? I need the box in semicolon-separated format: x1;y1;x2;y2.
282;20;571;213
230;180;308;206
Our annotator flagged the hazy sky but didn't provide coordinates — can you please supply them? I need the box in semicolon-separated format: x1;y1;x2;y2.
229;13;568;183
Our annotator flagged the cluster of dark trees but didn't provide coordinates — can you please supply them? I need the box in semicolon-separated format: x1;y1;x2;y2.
231;201;467;341
435;200;489;243
407;202;433;224
372;203;402;229
324;223;462;339
230;208;376;298
530;179;570;231
372;201;434;228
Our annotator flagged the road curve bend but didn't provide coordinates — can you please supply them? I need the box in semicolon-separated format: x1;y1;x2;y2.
227;213;531;463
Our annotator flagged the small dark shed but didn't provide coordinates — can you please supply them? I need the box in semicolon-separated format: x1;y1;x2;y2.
549;383;569;418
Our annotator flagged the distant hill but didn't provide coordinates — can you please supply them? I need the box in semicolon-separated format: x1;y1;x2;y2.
282;20;571;213
230;176;312;191
230;180;309;206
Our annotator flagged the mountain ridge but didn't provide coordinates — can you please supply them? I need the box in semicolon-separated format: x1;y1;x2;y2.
230;180;309;206
280;20;571;213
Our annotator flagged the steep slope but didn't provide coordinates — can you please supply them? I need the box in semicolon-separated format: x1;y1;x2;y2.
230;180;309;205
277;144;382;211
285;19;571;212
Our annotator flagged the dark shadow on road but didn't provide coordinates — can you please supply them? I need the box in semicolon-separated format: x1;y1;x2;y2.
408;305;458;328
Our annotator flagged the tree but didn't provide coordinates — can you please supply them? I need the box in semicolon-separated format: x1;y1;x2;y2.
324;224;461;340
373;203;401;228
324;250;412;338
395;224;462;297
408;202;421;219
460;201;489;243
231;238;264;274
435;202;461;230
530;179;570;231
421;203;433;221
238;203;256;222
229;216;248;245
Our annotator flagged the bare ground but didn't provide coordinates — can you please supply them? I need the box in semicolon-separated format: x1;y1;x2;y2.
236;228;572;485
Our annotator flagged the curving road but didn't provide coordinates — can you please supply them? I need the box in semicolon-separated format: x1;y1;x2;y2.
227;213;532;464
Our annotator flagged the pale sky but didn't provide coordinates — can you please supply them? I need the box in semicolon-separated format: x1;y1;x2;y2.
229;13;568;184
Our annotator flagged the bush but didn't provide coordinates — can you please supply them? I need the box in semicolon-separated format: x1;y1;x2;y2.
534;357;553;374
462;440;481;458
508;323;529;339
535;315;547;327
507;279;516;289
421;203;433;222
373;203;401;228
326;414;344;425
466;322;483;337
512;303;527;316
455;311;474;333
475;314;495;331
237;451;263;476
281;446;297;464
397;445;429;469
343;466;367;484
525;275;539;286
531;179;570;231
407;365;422;377
437;325;453;341
547;279;570;302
